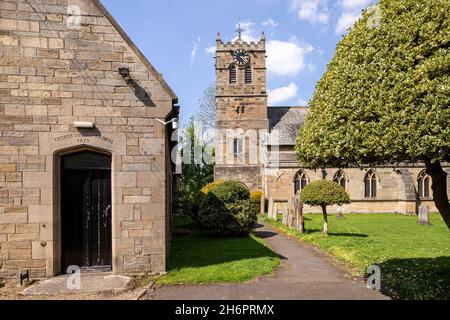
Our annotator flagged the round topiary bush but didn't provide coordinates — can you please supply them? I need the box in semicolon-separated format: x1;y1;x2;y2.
198;181;258;235
208;181;250;203
301;180;350;235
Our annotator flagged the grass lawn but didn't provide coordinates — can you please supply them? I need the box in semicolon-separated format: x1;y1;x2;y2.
158;216;280;285
262;213;450;300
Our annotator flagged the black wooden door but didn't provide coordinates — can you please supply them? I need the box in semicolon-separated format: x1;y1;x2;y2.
61;151;112;272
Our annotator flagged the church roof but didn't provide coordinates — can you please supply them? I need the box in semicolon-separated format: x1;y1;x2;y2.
268;107;309;146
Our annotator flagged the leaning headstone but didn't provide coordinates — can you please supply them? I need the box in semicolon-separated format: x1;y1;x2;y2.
282;207;288;226
268;199;275;220
336;206;345;220
260;195;265;215
294;195;305;233
287;198;295;227
418;205;431;225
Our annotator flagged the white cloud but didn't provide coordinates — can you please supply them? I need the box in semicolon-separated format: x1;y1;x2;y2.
262;18;279;28
298;98;309;106
205;46;216;55
268;83;299;106
289;0;374;34
341;0;372;10
335;11;361;33
267;37;314;77
336;0;373;34
233;20;259;42
190;37;201;66
290;0;329;25
230;20;314;77
316;47;325;57
307;63;316;73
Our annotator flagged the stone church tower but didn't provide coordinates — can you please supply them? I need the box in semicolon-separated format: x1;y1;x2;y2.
214;32;269;191
212;31;449;216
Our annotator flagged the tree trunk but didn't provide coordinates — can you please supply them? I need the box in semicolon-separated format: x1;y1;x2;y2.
425;160;450;229
321;205;328;235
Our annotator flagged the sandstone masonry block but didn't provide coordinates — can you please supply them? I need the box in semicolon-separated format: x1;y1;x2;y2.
0;0;175;281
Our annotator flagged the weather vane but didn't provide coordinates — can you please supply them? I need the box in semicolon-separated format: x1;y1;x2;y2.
236;20;243;39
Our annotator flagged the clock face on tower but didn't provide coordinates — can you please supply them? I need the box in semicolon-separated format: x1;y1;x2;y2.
233;49;250;66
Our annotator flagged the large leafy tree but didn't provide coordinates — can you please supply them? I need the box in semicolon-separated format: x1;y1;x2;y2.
178;84;216;215
198;83;216;132
178;117;214;215
296;0;450;228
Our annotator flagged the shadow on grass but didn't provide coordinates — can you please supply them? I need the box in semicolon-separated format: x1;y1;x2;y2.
376;256;450;300
272;216;367;238
167;217;280;271
303;228;368;238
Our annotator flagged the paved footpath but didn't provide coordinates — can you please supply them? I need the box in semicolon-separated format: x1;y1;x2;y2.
145;223;389;300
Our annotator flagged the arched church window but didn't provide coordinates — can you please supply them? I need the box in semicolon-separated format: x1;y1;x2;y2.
294;170;309;195
364;170;378;198
233;138;243;157
244;66;252;84
418;171;432;198
333;170;347;190
229;64;237;84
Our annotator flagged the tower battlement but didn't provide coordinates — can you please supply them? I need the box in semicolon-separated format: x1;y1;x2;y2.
215;32;266;51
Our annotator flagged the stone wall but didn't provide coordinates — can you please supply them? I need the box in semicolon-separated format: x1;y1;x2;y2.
0;0;177;281
214;165;262;192
264;164;450;215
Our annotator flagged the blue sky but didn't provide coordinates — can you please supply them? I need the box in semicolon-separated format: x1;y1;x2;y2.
101;0;376;122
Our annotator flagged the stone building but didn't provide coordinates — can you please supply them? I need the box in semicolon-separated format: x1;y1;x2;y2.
0;0;178;282
214;32;268;191
214;33;450;215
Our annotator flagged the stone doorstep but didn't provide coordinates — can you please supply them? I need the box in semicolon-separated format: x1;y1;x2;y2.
20;273;136;296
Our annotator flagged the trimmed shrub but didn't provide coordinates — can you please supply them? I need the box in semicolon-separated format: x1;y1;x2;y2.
301;180;350;235
301;180;350;207
198;181;257;235
188;180;225;223
208;181;250;203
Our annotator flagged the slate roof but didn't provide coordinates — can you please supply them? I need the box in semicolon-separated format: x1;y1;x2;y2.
268;107;309;146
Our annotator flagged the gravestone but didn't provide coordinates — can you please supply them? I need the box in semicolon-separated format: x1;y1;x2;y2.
286;198;293;227
418;205;431;225
337;206;345;220
282;207;288;226
293;194;305;233
268;199;275;220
